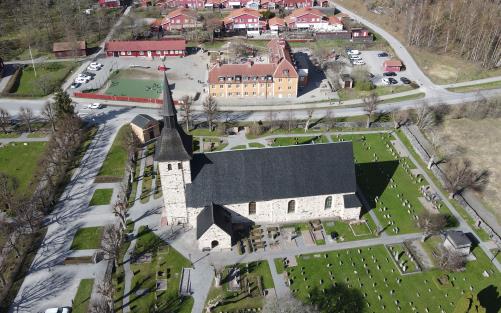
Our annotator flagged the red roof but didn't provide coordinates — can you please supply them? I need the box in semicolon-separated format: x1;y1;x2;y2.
328;16;342;25
287;7;325;18
224;8;261;24
165;8;197;19
105;40;186;52
268;17;285;26
383;60;402;67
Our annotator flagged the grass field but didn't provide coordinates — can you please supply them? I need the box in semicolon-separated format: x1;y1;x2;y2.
129;226;193;313
70;227;104;250
11;62;77;97
0;142;46;195
447;80;501;93
333;133;452;234
323;220;376;242
105;79;162;98
89;188;114;206
288;245;501;313
270;135;328;147
97;125;131;181
72;279;94;313
337;85;417;101
113;221;135;313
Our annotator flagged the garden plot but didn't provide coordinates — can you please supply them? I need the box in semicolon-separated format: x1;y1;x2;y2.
332;133;451;234
286;245;501;313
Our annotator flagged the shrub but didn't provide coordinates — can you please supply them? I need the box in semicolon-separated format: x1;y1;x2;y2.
355;79;374;92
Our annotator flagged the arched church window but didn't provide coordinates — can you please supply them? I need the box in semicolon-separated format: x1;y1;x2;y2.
287;200;295;214
325;196;332;209
178;163;183;169
249;202;256;215
167;164;172;170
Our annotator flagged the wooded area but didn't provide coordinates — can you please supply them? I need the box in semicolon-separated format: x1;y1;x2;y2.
361;0;501;69
0;0;121;60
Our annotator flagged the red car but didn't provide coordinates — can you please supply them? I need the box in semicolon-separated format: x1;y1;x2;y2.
157;65;169;71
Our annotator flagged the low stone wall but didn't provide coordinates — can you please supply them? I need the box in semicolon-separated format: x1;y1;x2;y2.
401;125;501;248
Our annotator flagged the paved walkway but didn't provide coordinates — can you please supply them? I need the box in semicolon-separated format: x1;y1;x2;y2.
0;132;49;144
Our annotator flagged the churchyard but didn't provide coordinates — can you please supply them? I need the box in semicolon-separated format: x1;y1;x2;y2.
128;226;194;313
285;245;501;313
205;260;274;313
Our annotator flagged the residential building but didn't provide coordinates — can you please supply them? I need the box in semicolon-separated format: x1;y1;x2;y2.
161;0;205;8
285;8;344;32
204;0;228;8
160;8;202;30
208;39;300;98
98;0;120;8
444;230;472;256
383;60;403;72
130;114;161;144
222;8;266;34
104;39;186;57
275;0;313;9
268;17;286;33
351;27;373;42
340;74;353;88
52;41;87;58
155;76;362;250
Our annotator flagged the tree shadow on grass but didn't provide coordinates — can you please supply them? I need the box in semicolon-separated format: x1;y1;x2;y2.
309;282;367;313
478;285;501;313
356;161;399;209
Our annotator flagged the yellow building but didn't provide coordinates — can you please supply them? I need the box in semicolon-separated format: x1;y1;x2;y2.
208;39;299;99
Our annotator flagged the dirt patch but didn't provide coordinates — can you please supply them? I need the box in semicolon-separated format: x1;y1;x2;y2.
433;118;501;222
427;64;457;82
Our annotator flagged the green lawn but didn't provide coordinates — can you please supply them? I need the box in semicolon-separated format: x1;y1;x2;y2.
205;260;274;312
72;279;94;313
70;227;104;250
332;133;452;234
0;142;47;195
447;80;501;93
249;142;265;148
113;220;135;313
323;219;376;242
231;145;247;150
11;62;77;97
105;78;162;99
287;245;501;313
270;135;328;147
89;188;113;206
130;226;193;313
97;125;131;181
274;258;286;274
190;128;225;137
128;153;141;207
378;92;426;104
338;85;416;101
140;163;154;204
0;133;21;138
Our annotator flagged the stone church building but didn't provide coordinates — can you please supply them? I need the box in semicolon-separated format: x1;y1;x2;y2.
155;74;362;251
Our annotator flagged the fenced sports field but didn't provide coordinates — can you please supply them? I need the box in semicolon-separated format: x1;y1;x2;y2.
105;78;162;99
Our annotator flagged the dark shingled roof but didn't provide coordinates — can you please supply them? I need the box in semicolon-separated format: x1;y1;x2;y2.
446;230;471;248
186;142;356;208
154;73;192;162
343;193;361;208
196;203;233;239
131;114;157;129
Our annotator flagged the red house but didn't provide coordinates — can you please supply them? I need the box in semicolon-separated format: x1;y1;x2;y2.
105;40;186;57
383;60;403;72
351;27;373;42
161;8;201;30
274;0;314;9
98;0;120;8
223;8;266;32
154;0;205;8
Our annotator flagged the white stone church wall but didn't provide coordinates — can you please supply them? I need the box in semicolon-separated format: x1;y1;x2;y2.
159;160;192;225
198;225;232;250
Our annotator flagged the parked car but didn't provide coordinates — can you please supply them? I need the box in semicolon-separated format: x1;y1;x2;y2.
44;307;71;313
76;73;92;81
388;77;398;84
347;49;360;55
157;65;168;71
70;82;81;89
377;52;388;57
400;77;411;84
89;62;103;68
352;60;366;65
88;103;102;109
383;72;397;77
382;77;391;85
74;78;88;84
349;55;362;60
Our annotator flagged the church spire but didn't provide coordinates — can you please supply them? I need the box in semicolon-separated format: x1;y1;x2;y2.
161;73;178;129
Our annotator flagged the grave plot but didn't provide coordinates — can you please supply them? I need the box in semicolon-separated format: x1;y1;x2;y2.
286;245;500;313
205;261;274;312
322;219;376;242
332;133;451;234
385;243;422;274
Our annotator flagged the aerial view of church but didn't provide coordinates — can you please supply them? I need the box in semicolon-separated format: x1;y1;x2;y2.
155;74;361;250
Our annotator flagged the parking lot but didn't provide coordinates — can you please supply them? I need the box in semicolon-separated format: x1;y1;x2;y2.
69;50;210;100
352;50;414;87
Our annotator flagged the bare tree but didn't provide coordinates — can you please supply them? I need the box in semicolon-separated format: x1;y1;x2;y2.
417;211;447;241
362;92;379;128
0;109;11;134
267;110;276;130
324;109;336;130
42;101;57;132
113;199;127;231
438;249;466;272
19;107;34;133
12;199;42;234
180;95;193;132
391;109;410;129
0;173;18;212
202;96;218;131
304;109;314;132
101;224;123;268
444;158;489;198
263;294;319;313
415;103;436;130
0;222;21;258
0;250;8;287
89;296;113;313
96;279;114;313
287;110;295;133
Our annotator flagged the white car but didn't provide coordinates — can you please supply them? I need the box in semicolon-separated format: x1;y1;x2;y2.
74;78;88;84
352;60;366;65
382;77;391;85
44;307;71;313
350;55;362;60
87;62;103;71
347;49;360;55
89;62;103;68
88;103;102;109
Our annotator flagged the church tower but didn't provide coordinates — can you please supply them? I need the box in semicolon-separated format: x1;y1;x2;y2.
154;73;193;226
